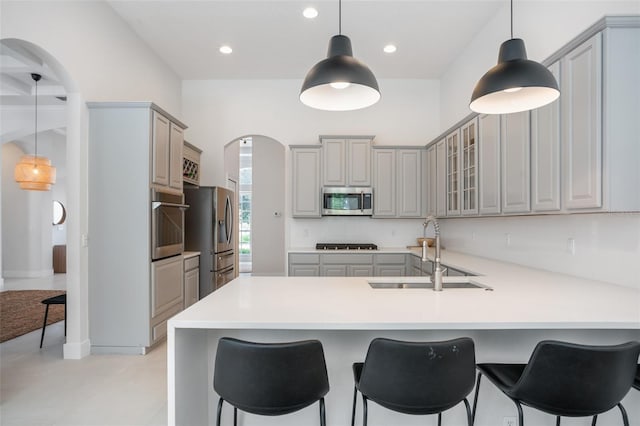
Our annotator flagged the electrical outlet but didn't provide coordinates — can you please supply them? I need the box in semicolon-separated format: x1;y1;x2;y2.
503;417;517;426
566;237;575;255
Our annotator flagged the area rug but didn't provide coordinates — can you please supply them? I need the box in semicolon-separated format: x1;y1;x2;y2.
0;290;65;343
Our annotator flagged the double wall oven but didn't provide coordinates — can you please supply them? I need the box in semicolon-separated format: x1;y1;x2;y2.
151;189;188;260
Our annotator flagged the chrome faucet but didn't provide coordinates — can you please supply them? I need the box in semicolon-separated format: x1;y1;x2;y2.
422;216;443;291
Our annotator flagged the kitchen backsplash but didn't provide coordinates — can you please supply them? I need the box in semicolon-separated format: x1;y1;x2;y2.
289;213;640;289
289;217;428;248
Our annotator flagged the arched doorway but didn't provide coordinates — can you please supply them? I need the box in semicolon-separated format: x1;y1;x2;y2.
1;38;88;359
224;135;285;276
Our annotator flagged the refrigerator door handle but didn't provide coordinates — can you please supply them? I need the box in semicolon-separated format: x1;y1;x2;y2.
225;195;233;246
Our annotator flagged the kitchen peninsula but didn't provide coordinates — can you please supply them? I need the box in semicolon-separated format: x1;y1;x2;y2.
168;249;640;426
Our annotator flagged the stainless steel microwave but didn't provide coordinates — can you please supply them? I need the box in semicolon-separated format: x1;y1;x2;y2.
322;187;373;216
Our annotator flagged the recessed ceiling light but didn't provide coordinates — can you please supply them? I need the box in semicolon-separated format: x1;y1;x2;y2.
219;45;233;55
383;44;397;54
303;7;318;19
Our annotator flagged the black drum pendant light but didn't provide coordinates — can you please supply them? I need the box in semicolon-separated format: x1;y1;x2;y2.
469;0;559;114
300;0;380;111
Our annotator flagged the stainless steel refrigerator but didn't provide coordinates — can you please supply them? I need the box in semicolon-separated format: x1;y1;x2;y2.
184;186;236;298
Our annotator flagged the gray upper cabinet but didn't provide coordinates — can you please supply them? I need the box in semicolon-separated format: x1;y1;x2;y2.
291;146;321;217
152;112;170;187
373;147;424;218
425;145;437;217
321;137;372;187
396;149;423;217
427;17;640;218
478;114;501;215
501;111;530;214
372;149;396;217
435;139;447;217
531;61;561;212
562;33;602;210
445;130;461;216
461;118;478;215
322;138;346;186
152;110;184;191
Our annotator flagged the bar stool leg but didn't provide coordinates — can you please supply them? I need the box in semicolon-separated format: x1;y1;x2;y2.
556;416;561;426
471;372;482;424
39;304;50;348
319;397;326;426
437;412;442;426
216;397;224;426
514;400;524;426
351;386;358;426
362;395;368;426
617;403;629;426
591;414;598;426
463;398;472;426
233;407;237;426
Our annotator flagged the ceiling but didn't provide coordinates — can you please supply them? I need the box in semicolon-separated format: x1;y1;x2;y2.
107;0;504;80
0;40;66;106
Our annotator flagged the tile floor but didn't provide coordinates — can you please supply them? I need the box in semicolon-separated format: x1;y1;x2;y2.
1;275;168;426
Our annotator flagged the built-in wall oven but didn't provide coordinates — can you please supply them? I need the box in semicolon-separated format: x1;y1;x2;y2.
151;188;189;260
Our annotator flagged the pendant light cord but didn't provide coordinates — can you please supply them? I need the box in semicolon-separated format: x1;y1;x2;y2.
34;75;38;163
339;0;342;35
510;0;513;39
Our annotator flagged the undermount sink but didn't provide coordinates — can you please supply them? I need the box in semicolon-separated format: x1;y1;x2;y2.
368;279;492;290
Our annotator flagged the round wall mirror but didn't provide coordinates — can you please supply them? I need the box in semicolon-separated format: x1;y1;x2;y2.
53;200;66;225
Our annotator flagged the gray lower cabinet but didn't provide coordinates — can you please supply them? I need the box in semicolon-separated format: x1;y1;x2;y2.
150;255;184;346
289;252;401;277
373;253;407;277
184;255;199;309
288;253;321;276
321;253;374;277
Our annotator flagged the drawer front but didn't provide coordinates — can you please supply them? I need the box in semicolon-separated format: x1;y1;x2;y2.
152;320;167;343
184;256;199;271
289;265;320;276
289;253;320;264
375;253;407;264
322;254;373;265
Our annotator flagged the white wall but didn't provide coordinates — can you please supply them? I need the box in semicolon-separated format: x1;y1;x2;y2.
1;142;53;278
1;1;183;358
182;78;440;186
439;1;640;130
440;214;640;289
182;78;440;249
251;136;285;276
0;1;182;115
435;3;640;289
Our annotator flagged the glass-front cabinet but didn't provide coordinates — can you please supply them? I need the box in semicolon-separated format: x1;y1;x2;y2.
446;129;460;216
461;118;478;215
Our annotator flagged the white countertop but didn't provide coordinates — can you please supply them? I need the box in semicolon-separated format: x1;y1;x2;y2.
182;251;200;259
170;249;640;331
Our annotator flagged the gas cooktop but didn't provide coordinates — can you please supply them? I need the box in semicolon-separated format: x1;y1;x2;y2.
316;243;378;250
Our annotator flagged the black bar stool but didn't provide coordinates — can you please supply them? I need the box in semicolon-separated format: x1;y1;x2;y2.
633;365;640;391
213;337;329;426
39;293;66;348
472;340;640;426
351;337;476;426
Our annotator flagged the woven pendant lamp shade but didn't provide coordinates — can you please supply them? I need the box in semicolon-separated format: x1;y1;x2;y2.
15;155;57;191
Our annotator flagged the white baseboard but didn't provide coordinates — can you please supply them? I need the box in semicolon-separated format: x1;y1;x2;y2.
91;345;147;355
63;339;91;359
3;269;54;278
